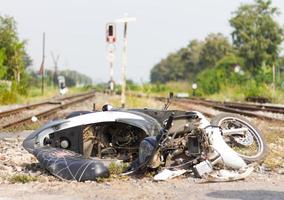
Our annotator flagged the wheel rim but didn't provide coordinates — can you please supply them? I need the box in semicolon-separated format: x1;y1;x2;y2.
217;117;264;160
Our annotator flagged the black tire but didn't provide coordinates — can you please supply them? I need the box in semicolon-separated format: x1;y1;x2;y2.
211;113;268;162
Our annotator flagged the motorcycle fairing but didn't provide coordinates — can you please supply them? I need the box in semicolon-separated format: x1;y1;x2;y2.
24;111;159;152
23;110;163;181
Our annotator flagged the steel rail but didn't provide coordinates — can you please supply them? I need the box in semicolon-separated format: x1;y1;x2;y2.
0;92;95;129
175;98;284;122
186;97;284;114
0;91;95;118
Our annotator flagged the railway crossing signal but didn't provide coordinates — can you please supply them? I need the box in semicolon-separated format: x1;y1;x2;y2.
106;23;116;93
106;23;116;44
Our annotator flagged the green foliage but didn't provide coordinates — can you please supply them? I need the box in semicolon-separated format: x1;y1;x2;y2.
59;69;93;87
150;52;186;83
150;33;233;83
197;55;246;95
230;0;284;72
126;79;141;91
197;54;273;100
26;69;93;90
142;83;169;93
197;68;219;95
149;0;284;102
243;79;272;100
0;49;7;79
0;16;31;82
108;162;128;175
0;15;32;102
199;33;235;69
254;64;273;83
16;71;30;95
0;81;17;104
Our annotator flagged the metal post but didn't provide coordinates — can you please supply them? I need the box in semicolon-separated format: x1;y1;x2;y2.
116;13;136;108
110;51;114;93
121;22;128;108
41;33;45;95
108;45;115;94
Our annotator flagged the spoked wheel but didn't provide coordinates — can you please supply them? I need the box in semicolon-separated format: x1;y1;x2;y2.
211;113;268;162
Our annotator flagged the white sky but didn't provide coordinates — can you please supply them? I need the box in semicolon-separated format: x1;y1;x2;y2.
1;0;284;83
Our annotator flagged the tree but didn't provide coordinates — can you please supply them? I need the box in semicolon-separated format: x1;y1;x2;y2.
0;49;6;79
230;0;284;72
150;33;233;83
199;33;234;69
150;53;185;83
0;16;31;82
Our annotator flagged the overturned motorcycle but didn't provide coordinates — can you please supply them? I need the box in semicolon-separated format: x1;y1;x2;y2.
23;101;268;182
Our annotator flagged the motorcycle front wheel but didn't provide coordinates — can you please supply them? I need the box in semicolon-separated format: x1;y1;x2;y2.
211;113;268;162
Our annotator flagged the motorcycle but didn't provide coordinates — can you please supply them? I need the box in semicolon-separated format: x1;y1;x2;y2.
23;97;267;182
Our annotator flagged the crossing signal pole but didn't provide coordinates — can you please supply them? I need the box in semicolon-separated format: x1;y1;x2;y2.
106;23;116;94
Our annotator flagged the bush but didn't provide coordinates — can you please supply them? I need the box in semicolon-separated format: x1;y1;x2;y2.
197;55;250;95
197;68;220;95
0;83;18;104
243;79;272;100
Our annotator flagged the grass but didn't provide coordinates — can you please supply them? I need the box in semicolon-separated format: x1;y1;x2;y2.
127;81;191;97
204;85;245;102
126;81;284;104
107;94;164;109
108;162;129;176
199;83;284;103
262;127;284;170
0;86;92;105
9;174;38;184
96;162;130;182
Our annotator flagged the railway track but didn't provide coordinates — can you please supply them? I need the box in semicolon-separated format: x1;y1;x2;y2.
0;91;96;130
197;99;284;114
1;91;283;130
127;94;284;122
172;98;284;122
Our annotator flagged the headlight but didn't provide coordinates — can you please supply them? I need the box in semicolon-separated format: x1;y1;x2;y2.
60;139;70;149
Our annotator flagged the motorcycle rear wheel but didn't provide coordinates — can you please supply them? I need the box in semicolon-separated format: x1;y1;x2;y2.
211;113;268;162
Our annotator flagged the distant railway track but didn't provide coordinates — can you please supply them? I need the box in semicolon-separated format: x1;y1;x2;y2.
197;99;284;114
152;96;284;122
0;91;96;130
173;98;284;122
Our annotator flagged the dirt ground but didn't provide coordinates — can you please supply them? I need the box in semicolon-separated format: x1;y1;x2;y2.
0;94;284;200
0;173;284;200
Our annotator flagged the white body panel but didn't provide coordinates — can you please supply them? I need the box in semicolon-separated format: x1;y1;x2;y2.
34;111;146;149
194;111;246;169
63;111;145;128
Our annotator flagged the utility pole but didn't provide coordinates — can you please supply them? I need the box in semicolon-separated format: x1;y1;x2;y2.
40;33;45;95
116;13;136;108
51;52;60;88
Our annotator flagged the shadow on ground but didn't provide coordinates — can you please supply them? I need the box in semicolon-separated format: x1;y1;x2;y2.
207;190;284;200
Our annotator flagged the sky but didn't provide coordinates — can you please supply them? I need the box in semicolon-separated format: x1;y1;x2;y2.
1;0;284;83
